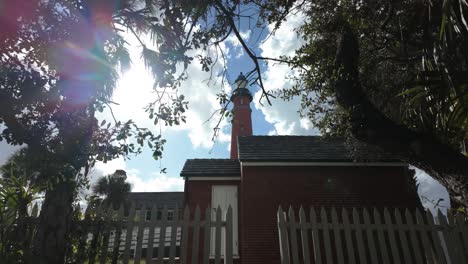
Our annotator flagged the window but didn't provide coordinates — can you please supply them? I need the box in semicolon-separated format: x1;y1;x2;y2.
134;210;141;221
167;211;174;221
156;210;162;220
156;209;174;221
146;209;152;221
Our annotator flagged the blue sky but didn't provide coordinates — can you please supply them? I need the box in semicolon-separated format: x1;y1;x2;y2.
0;10;450;213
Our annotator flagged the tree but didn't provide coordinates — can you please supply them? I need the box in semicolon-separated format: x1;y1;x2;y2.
273;0;468;209
2;0;467;262
0;149;42;263
91;169;131;210
0;1;169;262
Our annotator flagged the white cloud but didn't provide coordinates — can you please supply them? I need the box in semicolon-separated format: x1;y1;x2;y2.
166;45;232;149
101;32;231;150
89;158;183;193
91;158;127;177
127;170;184;192
226;30;251;58
235;30;252;45
255;13;318;135
0;141;21;166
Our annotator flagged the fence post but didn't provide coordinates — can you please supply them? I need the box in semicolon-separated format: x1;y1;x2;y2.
191;206;201;264
438;209;456;264
447;211;466;263
455;213;468;262
288;206;300;264
146;204;158;263
331;207;345;264
405;208;424;264
373;208;390;264
225;206;233;264
168;206;180;264
320;207;333;264
123;203;136;264
156;206;169;264
310;207;322;264
134;205;146;264
88;204;104;264
425;209;447;264
214;206;222;264
299;207;310;264
395;208;412;263
277;206;290;264
202;206;212;264
383;208;400;264
99;206;113;264
109;205;124;264
180;206;190;264
415;209;435;264
352;208;367;264
341;208;355;264
362;208;378;263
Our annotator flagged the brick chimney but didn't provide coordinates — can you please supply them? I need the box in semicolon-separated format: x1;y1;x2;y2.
230;73;253;159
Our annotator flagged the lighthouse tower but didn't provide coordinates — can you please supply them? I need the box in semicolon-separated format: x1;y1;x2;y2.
230;73;253;159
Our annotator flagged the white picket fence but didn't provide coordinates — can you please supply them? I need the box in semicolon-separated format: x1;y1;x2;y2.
79;204;234;264
278;207;468;264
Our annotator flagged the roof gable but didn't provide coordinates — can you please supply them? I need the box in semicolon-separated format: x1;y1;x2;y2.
180;159;240;177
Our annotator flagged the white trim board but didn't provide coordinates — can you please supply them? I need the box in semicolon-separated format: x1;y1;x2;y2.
185;176;241;181
241;161;407;167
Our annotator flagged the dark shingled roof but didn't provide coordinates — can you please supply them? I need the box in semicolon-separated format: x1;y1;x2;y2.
237;136;400;162
127;192;184;208
180;159;240;177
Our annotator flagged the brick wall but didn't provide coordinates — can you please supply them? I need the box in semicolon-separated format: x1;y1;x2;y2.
240;165;421;264
184;179;240;212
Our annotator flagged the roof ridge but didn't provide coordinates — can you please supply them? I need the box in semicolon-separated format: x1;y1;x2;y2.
238;135;323;137
237;135;400;162
129;192;184;194
187;158;236;161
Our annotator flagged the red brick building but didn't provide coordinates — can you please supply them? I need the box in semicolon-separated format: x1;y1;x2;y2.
180;73;421;264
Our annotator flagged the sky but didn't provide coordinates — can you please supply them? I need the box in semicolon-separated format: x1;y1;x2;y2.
0;8;450;213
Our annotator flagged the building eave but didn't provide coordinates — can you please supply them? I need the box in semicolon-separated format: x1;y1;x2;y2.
240;161;407;167
184;176;241;181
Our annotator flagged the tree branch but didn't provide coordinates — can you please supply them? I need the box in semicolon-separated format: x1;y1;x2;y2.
214;1;272;105
334;23;468;209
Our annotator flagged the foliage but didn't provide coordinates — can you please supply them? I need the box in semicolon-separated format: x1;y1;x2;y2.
91;170;132;210
0;151;42;263
0;1;174;261
277;0;468;149
1;0;467;261
0;0;167;175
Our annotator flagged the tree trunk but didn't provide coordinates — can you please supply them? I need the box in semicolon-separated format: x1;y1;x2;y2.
34;179;75;264
334;24;468;209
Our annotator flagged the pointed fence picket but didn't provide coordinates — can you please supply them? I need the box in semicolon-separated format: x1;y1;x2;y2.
88;204;233;264
278;206;468;264
24;201;234;264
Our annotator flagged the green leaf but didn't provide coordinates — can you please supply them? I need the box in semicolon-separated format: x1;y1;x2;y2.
397;86;425;97
439;14;446;41
153;149;162;160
